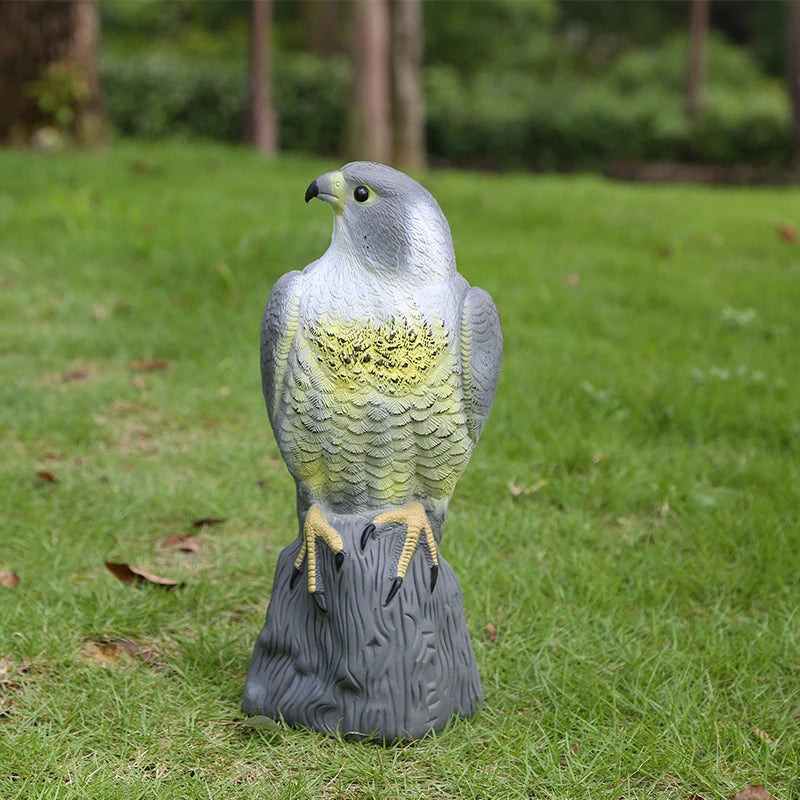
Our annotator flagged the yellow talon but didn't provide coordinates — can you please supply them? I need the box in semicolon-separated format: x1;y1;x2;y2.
371;502;439;604
290;505;344;612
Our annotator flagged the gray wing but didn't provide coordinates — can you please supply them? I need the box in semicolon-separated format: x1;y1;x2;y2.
460;286;502;444
260;270;302;428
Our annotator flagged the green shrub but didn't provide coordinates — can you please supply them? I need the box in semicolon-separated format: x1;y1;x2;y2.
101;52;350;154
693;84;792;166
272;53;350;156
101;44;793;169
425;35;791;171
101;53;246;140
609;33;770;96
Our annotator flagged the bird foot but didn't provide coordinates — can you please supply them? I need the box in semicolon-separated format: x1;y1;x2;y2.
363;502;439;605
289;505;344;613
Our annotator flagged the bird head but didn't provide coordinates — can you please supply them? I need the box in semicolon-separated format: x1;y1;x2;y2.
305;162;455;282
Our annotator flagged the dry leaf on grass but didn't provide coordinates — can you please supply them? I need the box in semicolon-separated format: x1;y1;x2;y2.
160;534;201;553
730;785;774;800
656;243;673;258
566;273;580;286
61;367;92;383
0;658;31;717
754;727;773;744
0;571;20;589
485;623;498;643
778;222;798;243
192;517;225;528
104;561;184;589
79;638;160;667
130;359;171;372
35;469;58;484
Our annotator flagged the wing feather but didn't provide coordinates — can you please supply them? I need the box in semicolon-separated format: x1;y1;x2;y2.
460;286;502;444
260;271;301;427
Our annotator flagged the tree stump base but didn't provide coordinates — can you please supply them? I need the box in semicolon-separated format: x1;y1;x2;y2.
242;512;482;742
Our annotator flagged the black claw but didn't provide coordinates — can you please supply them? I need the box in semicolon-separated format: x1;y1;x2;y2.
430;564;439;592
289;567;301;590
384;576;403;606
360;523;376;551
312;592;327;613
334;551;344;571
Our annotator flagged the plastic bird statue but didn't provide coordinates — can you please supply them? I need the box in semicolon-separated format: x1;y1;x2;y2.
243;162;502;741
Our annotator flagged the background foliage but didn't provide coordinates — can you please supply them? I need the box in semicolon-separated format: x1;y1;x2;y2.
96;0;794;169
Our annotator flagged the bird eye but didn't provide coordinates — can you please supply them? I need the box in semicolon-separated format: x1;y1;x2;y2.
353;186;370;203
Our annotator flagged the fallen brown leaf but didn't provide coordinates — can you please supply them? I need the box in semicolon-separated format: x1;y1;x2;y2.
571;741;579;756
0;658;28;691
0;658;31;717
754;726;773;744
130;376;147;389
567;273;580;286
79;637;159;667
0;571;20;589
130;359;171;372
61;367;91;383
730;785;773;800
104;561;183;589
656;243;673;258
35;469;58;484
778;222;798;243
160;533;201;553
192;517;225;528
485;623;497;643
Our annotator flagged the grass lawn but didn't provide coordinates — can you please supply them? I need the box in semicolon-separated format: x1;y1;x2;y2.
1;141;798;799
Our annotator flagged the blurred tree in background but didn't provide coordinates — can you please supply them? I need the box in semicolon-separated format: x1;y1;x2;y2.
0;0;106;147
345;0;392;163
687;0;710;121
344;0;426;169
249;0;277;154
3;0;800;172
391;0;425;169
787;0;800;167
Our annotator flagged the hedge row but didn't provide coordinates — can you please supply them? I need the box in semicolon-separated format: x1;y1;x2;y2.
101;52;348;154
100;45;793;169
425;68;792;169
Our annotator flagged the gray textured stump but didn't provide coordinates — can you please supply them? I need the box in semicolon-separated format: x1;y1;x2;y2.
242;512;482;742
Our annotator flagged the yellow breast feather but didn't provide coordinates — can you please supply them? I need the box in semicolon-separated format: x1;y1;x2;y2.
305;316;449;395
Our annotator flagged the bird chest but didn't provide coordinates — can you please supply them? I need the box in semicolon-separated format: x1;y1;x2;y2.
304;315;450;397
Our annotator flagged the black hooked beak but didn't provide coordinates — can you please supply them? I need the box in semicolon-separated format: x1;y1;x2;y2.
304;179;319;203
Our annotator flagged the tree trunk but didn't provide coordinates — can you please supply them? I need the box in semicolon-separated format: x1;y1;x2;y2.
686;0;710;121
390;0;426;170
787;0;800;169
249;0;278;154
304;0;341;57
345;0;392;164
0;0;105;146
243;510;482;741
